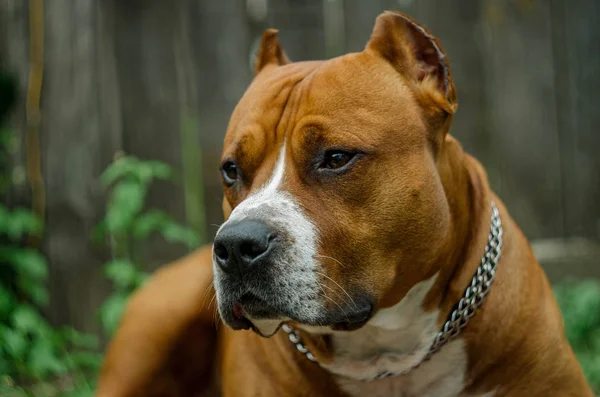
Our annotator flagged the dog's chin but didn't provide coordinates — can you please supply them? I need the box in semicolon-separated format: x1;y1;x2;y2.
223;310;372;338
247;318;284;337
217;293;286;337
246;315;370;338
219;313;283;337
219;293;374;337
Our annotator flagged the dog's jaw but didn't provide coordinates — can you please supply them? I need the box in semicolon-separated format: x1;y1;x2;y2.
249;318;284;337
312;274;441;380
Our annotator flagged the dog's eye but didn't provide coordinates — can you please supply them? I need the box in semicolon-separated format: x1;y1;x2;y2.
320;151;355;170
221;161;239;186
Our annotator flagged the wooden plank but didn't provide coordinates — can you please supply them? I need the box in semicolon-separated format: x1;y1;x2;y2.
532;238;600;283
478;0;564;240
323;0;345;58
247;0;272;76
190;0;254;237
174;0;206;244
0;0;31;204
551;0;600;240
41;0;119;333
342;0;384;53
112;0;191;266
267;0;326;61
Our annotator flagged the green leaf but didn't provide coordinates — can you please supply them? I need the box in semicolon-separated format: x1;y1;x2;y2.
12;305;44;335
65;350;103;371
0;284;16;322
144;160;173;181
100;156;141;186
0;207;43;239
105;180;147;233
91;220;108;245
555;279;600;393
160;221;200;250
60;327;99;350
104;259;139;290
131;209;169;240
17;277;49;307
0;326;28;359
58;385;95;397
556;280;600;346
8;248;49;281
101;156;174;187
0;381;28;397
106;180;146;233
0;127;14;145
135;271;151;288
27;338;68;377
132;210;199;249
0;357;9;382
99;293;129;335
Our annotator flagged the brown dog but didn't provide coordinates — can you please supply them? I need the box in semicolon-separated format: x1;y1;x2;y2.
96;11;593;397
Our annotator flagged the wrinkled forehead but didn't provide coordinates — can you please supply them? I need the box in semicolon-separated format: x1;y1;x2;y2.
222;53;423;165
222;61;321;158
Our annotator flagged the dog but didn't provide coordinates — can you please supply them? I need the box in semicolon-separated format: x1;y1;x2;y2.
96;11;594;397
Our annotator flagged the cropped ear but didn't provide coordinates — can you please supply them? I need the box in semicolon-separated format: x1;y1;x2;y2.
254;29;291;75
366;11;457;115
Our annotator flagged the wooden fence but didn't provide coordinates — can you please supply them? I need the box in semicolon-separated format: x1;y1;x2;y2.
1;0;598;335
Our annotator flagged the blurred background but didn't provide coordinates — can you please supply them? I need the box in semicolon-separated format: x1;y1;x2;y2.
0;0;599;395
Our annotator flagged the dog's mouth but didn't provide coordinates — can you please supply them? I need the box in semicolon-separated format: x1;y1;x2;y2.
224;292;374;337
221;293;281;336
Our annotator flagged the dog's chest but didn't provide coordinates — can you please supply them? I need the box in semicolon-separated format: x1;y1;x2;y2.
334;339;476;397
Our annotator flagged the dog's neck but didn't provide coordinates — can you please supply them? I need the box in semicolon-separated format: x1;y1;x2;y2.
293;136;492;386
299;274;443;381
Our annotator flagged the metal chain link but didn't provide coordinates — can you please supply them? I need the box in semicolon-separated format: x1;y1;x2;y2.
425;200;502;358
281;201;503;381
281;323;317;363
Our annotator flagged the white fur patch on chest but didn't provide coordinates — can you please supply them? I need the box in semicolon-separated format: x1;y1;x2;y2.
336;339;481;397
322;275;440;381
309;275;491;397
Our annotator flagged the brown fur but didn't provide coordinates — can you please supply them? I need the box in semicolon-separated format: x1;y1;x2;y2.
96;246;219;397
97;10;593;397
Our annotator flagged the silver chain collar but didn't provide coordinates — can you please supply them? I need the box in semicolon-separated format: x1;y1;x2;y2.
281;201;503;381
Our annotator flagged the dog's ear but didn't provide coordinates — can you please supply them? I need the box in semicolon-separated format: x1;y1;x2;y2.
254;29;290;75
366;11;457;115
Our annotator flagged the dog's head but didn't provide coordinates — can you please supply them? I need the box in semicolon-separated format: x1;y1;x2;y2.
212;11;458;337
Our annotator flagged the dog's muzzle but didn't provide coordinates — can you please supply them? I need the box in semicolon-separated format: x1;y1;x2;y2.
212;219;282;330
212;218;374;335
213;219;276;277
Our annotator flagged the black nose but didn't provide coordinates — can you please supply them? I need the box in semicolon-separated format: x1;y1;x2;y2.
213;220;274;274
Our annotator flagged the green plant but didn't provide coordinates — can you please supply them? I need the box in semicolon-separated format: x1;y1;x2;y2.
96;154;199;336
0;72;100;396
555;279;600;392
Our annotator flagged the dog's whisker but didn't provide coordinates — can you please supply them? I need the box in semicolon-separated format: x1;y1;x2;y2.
314;254;351;270
317;280;352;308
212;301;221;331
316;271;358;309
318;282;351;323
201;280;215;306
316;281;345;313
